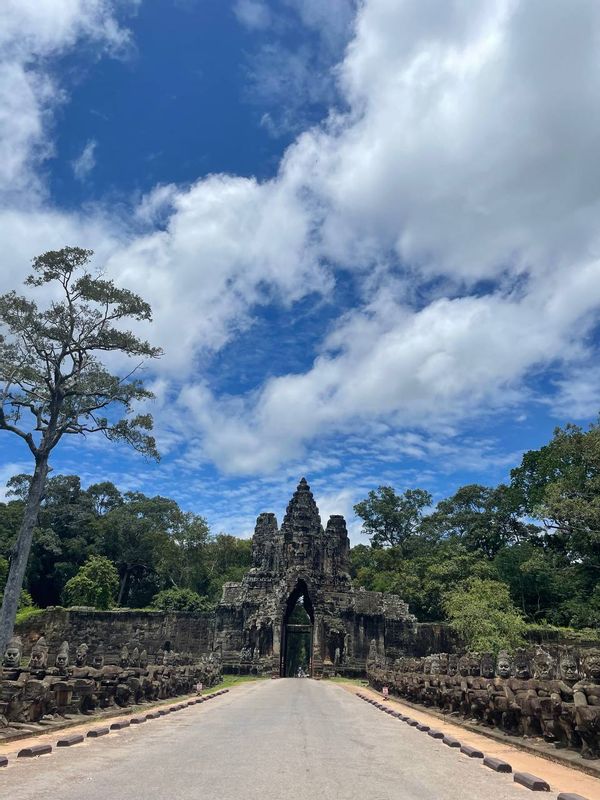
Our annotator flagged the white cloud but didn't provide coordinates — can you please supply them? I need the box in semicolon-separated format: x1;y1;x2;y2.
71;139;97;181
3;0;600;483
0;1;134;199
234;0;272;30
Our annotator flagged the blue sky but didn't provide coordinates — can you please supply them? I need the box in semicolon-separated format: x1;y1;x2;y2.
1;0;600;542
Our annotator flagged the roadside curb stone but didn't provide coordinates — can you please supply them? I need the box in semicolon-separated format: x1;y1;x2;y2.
513;772;550;791
18;744;52;758
57;734;84;747
87;727;110;738
483;756;512;773
460;744;484;758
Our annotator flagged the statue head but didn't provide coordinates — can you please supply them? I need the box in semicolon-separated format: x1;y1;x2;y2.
422;656;432;675
430;653;442;675
512;648;531;680
559;649;579;682
532;647;555;680
131;647;140;667
3;635;22;668
55;641;69;671
119;645;129;668
458;654;470;677
438;653;449;674
581;649;600;682
139;649;148;669
447;654;458;677
92;642;104;669
480;653;495;679
28;636;48;670
468;652;481;677
75;643;88;667
496;650;511;679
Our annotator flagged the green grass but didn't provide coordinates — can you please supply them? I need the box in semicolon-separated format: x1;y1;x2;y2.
202;674;267;693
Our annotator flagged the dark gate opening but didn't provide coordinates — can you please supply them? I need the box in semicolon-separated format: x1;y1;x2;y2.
281;580;314;677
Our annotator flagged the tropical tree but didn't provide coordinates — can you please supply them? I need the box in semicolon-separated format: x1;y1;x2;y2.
62;555;119;609
354;486;432;549
0;247;161;651
443;577;526;654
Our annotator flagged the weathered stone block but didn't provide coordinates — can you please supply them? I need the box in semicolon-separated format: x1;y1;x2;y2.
57;734;84;747
87;727;110;737
442;735;461;747
110;720;130;730
18;744;52;757
460;744;484;758
483;756;512;773
513;772;550;791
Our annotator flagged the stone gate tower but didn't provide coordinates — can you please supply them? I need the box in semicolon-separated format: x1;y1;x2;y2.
215;478;416;676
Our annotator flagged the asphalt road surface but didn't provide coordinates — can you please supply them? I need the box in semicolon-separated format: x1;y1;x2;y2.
2;680;548;800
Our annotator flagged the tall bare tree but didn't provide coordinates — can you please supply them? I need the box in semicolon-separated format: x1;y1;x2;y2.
0;247;161;651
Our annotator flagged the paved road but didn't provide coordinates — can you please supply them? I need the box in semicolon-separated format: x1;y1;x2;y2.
2;680;543;800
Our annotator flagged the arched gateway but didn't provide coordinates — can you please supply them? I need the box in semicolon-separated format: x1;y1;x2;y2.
215;478;416;677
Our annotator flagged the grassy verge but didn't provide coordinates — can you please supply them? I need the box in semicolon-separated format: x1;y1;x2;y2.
201;674;267;693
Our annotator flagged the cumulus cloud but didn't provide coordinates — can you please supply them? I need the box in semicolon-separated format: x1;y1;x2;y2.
0;0;134;199
3;0;600;482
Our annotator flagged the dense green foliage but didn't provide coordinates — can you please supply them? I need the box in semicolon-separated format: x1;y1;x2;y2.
0;475;251;610
443;578;526;653
151;588;214;612
62;555;119;609
352;420;600;630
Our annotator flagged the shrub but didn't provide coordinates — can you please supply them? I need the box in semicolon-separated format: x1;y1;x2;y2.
443;577;526;654
151;587;213;613
62;555;119;609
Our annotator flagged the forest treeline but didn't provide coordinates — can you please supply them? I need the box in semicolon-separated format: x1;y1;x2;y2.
0;420;598;633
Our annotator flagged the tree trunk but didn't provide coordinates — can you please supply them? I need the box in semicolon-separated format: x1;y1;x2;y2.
117;568;130;606
0;457;48;654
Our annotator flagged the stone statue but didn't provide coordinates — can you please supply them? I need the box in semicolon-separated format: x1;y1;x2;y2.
28;636;49;671
2;635;23;669
574;649;600;759
75;643;88;667
120;645;130;668
55;641;69;673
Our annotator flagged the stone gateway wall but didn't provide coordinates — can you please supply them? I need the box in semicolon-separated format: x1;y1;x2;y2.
214;478;418;676
15;608;216;665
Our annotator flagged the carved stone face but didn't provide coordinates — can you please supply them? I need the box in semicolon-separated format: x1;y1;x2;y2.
512;651;531;680
532;650;555;680
582;652;600;682
3;644;21;668
496;654;511;679
458;655;470;677
559;653;579;682
56;653;69;670
468;654;481;677
75;644;88;667
29;640;48;670
92;654;104;669
430;655;441;675
447;655;458;676
480;654;495;679
120;648;129;668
